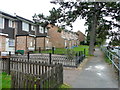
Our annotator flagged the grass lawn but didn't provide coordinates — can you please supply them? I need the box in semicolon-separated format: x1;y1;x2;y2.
0;72;71;89
0;72;11;89
58;83;71;88
104;54;112;64
33;45;89;56
73;45;89;56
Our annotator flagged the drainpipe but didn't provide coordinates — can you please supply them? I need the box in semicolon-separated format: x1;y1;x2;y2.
35;36;36;51
26;36;28;54
14;21;17;53
44;37;46;50
43;27;46;50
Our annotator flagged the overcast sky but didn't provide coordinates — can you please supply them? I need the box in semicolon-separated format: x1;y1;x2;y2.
0;0;87;34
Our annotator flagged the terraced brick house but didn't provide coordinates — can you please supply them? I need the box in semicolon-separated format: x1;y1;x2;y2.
0;11;52;54
47;24;79;49
0;11;16;54
77;31;85;44
15;16;52;53
36;25;52;51
15;15;36;54
0;11;81;55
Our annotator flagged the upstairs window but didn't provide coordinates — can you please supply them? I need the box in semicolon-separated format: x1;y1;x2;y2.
39;26;44;33
45;28;47;33
9;20;14;28
31;25;35;31
0;17;4;29
22;22;29;31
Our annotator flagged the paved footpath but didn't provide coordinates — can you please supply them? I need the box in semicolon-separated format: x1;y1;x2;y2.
63;48;118;88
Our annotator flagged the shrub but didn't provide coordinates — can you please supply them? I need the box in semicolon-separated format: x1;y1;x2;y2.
65;49;76;60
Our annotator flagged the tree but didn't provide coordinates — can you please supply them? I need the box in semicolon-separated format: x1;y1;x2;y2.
33;1;120;55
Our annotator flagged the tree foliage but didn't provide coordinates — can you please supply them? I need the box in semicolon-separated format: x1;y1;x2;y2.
33;1;120;55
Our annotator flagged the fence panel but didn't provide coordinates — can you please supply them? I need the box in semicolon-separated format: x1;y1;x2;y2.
101;47;120;72
1;50;85;75
11;62;63;88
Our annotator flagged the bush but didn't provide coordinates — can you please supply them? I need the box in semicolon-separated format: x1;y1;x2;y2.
65;49;76;59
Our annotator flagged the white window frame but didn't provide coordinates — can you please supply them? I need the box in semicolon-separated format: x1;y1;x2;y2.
0;17;4;29
31;25;35;31
45;28;47;33
22;22;29;32
9;39;15;47
9;20;13;28
39;26;44;33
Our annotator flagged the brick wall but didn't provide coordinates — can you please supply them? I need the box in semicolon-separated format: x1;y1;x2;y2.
45;37;52;49
36;37;45;50
16;36;35;54
77;31;85;43
0;35;6;52
36;37;52;50
47;25;65;48
16;36;27;53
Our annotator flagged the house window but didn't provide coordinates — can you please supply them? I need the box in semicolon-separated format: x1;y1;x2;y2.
0;17;4;29
9;20;13;28
9;39;14;47
22;22;29;31
31;25;35;31
45;28;47;33
39;26;44;33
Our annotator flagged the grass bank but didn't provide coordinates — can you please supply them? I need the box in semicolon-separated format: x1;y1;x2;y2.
104;54;112;64
0;72;11;89
33;45;89;56
1;72;71;89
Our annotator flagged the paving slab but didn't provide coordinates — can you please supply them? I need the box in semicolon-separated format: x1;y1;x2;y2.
63;48;118;88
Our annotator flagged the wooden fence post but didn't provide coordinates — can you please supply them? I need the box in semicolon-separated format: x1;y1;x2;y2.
6;51;11;75
49;53;52;64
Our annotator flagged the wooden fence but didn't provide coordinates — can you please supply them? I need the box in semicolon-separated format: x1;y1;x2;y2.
11;52;85;68
0;57;63;88
11;61;63;88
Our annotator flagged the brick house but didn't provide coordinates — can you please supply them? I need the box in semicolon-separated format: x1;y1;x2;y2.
0;11;16;54
47;24;79;49
36;25;52;50
0;11;52;54
77;31;85;44
15;16;52;53
0;10;80;54
15;15;36;54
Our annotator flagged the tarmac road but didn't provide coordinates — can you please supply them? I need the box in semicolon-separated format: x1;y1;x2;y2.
63;48;118;88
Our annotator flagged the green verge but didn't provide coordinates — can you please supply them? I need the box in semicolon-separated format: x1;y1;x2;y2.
104;54;112;64
33;45;89;56
1;72;71;89
0;72;11;89
58;83;71;88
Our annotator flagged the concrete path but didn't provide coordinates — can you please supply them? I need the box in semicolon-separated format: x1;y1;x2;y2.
63;48;118;88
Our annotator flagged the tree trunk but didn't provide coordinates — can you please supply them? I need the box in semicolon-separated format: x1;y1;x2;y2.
89;4;98;55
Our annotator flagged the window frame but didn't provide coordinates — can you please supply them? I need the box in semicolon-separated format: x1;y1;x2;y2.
45;28;47;33
22;22;29;32
39;26;44;33
9;20;13;28
0;17;4;29
31;25;35;31
9;39;15;47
